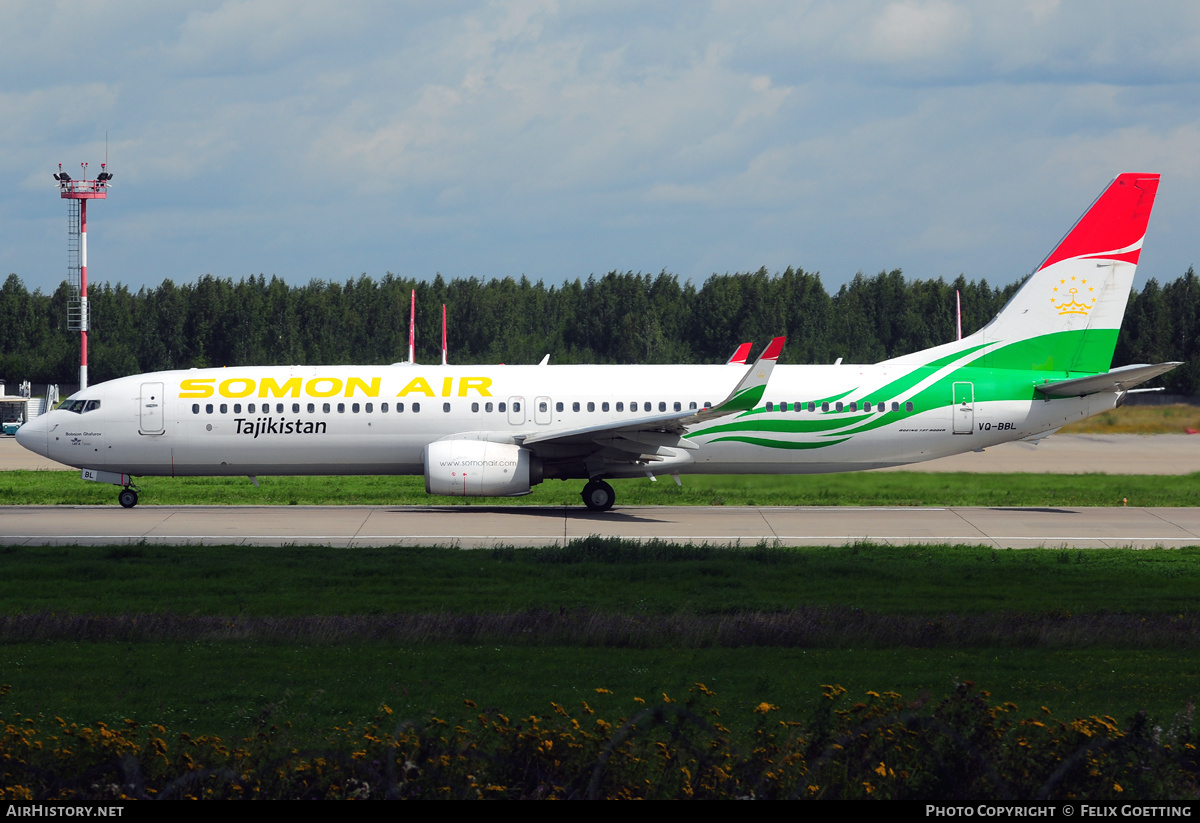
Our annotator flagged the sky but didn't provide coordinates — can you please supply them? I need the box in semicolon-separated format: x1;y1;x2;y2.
3;1;1199;297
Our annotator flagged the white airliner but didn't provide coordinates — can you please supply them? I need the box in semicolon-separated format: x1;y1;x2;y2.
16;173;1179;511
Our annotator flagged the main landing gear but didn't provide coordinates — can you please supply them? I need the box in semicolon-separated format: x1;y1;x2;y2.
117;484;140;509
581;479;615;512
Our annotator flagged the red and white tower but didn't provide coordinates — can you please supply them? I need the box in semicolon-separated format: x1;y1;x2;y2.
54;162;111;390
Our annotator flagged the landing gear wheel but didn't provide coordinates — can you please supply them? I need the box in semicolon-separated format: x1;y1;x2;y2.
118;488;139;509
581;480;615;512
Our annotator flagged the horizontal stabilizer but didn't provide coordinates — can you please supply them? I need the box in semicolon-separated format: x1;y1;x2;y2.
1035;362;1182;397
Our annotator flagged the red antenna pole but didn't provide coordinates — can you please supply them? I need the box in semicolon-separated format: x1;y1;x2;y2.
441;304;448;366
956;290;962;341
408;290;416;365
80;198;88;388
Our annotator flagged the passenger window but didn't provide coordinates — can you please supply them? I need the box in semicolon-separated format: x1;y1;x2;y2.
602;402;610;412
352;403;360;413
689;402;697;410
821;402;829;412
276;403;284;414
808;402;816;412
539;401;548;412
644;402;651;412
905;401;914;412
572;402;580;412
864;402;872;412
293;403;301;413
308;403;316;413
192;404;199;414
366;403;373;413
587;401;595;412
848;402;857;412
891;402;900;412
337;403;345;413
323;403;331;413
513;402;521;412
673;402;681;412
836;402;844;412
472;402;479;412
556;402;563;412
766;402;774;411
498;402;506;412
413;402;421;413
220;404;228;414
485;402;493;413
248;403;256;414
616;402;624;412
443;402;450;413
380;403;387;413
233;404;242;414
206;404;213;414
396;402;404;412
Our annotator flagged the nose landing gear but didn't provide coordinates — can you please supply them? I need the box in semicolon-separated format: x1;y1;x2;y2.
117;484;140;509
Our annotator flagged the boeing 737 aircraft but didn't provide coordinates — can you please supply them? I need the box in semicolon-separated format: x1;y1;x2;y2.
16;173;1179;511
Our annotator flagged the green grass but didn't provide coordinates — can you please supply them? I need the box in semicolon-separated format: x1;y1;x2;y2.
3;469;1197;506
3;643;1197;746
2;540;1200;745
1;542;1200;616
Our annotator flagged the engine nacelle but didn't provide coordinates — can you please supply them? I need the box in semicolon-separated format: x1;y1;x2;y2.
424;440;541;497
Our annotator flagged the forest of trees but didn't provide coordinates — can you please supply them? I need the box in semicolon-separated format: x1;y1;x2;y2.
1;266;1198;395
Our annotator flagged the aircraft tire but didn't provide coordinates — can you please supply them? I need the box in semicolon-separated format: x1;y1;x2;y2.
582;480;615;512
118;488;138;509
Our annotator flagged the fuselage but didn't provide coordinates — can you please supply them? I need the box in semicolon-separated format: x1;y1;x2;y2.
18;361;1116;480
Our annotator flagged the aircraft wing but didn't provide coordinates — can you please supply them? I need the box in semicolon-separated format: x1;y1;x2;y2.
517;337;785;455
1034;362;1182;397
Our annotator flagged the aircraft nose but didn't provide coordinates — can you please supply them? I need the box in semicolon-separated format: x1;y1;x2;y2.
14;415;48;458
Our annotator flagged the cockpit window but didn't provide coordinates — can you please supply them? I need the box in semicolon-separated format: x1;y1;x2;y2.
60;399;100;414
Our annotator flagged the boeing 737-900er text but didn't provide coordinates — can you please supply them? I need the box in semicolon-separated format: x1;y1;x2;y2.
16;173;1180;511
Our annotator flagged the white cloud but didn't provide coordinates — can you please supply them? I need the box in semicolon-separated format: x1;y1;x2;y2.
3;1;1200;294
861;1;971;65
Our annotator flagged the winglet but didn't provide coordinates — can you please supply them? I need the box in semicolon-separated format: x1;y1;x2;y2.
711;336;785;413
725;342;753;365
759;336;784;363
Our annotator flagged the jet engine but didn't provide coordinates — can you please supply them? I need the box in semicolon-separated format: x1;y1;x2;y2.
424;440;542;497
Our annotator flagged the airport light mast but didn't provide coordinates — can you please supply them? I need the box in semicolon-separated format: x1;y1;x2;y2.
54;162;112;391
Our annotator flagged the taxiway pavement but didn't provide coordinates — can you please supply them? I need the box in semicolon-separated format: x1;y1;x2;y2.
4;504;1199;549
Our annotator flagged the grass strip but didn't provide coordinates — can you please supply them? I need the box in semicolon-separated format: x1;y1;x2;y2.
1;542;1199;616
2;539;1198;752
3;644;1198;744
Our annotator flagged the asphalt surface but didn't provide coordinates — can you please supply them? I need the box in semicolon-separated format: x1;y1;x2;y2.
3;503;1199;549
